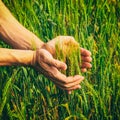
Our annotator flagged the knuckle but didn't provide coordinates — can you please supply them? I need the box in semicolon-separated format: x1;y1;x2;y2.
54;61;58;67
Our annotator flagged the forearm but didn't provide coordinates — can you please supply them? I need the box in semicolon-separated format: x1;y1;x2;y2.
0;48;35;66
0;1;44;50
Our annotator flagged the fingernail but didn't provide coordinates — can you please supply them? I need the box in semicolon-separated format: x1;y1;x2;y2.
64;64;67;70
63;63;67;70
68;91;71;94
90;64;92;68
90;57;92;62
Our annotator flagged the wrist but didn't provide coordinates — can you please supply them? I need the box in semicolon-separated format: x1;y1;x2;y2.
31;51;37;67
42;43;56;57
0;48;36;66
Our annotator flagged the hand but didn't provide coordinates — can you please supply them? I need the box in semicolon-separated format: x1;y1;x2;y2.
80;48;92;72
33;48;84;94
42;36;92;72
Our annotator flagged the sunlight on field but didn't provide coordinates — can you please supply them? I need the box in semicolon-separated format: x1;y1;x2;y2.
0;0;120;120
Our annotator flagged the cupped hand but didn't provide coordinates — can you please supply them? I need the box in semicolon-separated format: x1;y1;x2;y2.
33;48;84;94
42;36;92;72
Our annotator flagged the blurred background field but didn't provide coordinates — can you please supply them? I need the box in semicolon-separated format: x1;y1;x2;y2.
0;0;120;120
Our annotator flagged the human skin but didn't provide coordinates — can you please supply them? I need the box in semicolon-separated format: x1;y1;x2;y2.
0;1;92;94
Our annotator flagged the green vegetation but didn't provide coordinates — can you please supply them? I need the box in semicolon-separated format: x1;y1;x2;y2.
55;38;81;76
0;0;120;120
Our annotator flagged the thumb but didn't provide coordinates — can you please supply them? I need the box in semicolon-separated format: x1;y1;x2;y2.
47;57;67;70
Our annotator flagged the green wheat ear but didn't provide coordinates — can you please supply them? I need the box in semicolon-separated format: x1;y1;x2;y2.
55;40;81;76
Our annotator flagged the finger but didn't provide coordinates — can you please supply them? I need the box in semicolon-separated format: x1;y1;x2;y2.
57;84;82;91
46;57;67;70
80;48;91;56
52;76;84;90
67;91;72;94
81;56;92;62
81;62;92;69
46;66;67;81
38;58;84;91
81;68;87;72
64;76;84;88
67;85;81;91
52;75;83;84
50;74;74;85
67;85;81;94
42;43;55;56
67;75;84;83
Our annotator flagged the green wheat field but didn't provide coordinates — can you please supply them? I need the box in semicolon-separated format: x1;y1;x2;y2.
0;0;120;120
